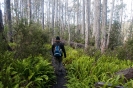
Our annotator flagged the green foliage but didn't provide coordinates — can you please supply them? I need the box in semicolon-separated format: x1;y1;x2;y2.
0;52;14;70
85;46;101;60
12;21;49;59
64;48;133;88
63;46;84;65
73;33;85;43
0;56;55;88
116;39;133;60
0;33;9;53
109;21;122;50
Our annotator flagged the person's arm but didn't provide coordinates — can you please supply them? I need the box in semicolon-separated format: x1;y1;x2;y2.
52;44;54;55
62;44;66;58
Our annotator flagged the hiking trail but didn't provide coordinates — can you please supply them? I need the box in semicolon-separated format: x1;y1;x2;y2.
51;57;67;88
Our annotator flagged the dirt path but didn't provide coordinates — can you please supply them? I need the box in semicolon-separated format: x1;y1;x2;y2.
51;57;67;88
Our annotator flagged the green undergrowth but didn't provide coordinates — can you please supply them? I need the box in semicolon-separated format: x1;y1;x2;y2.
0;52;55;88
63;47;133;88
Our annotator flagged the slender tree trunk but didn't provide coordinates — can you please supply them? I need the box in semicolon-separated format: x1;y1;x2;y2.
130;0;133;39
20;0;23;19
42;0;44;30
64;0;67;30
85;0;91;50
47;1;50;29
51;0;55;44
101;0;107;53
94;0;101;49
14;0;19;24
59;0;62;36
28;0;31;24
92;1;96;38
54;0;57;27
106;0;115;48
6;0;12;42
60;2;63;37
76;0;79;34
0;10;4;33
82;0;85;39
52;0;55;36
61;3;64;37
4;0;6;25
66;1;71;45
68;21;71;45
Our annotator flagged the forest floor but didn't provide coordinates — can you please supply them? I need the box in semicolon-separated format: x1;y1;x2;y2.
51;57;67;88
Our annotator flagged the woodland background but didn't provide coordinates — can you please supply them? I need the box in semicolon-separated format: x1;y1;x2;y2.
0;0;133;88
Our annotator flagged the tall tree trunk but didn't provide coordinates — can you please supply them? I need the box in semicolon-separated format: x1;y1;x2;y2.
58;0;62;37
61;3;64;37
52;0;55;36
6;0;12;42
85;0;91;50
106;0;115;48
28;0;31;24
82;0;85;39
66;1;71;45
68;21;71;45
14;0;19;24
55;0;58;27
94;0;101;49
76;0;79;34
64;0;67;30
42;0;44;30
130;0;133;39
20;0;23;19
47;1;50;29
51;0;55;44
118;0;123;45
92;1;96;38
4;0;6;24
0;10;4;33
101;0;107;53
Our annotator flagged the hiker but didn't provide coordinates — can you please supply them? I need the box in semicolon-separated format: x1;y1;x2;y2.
52;36;66;74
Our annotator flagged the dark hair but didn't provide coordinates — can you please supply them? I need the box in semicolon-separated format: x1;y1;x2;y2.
56;36;60;40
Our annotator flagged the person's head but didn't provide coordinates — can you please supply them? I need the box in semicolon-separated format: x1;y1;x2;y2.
55;36;60;42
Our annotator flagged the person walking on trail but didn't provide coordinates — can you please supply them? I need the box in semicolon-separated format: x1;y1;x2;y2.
52;36;66;74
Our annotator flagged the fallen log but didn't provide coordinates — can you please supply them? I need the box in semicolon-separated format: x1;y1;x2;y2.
95;82;124;88
115;67;133;82
60;39;85;49
95;68;133;88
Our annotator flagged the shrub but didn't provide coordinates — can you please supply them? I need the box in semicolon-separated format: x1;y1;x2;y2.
64;48;132;88
0;51;14;70
0;56;55;88
13;22;49;59
85;46;101;60
115;39;133;60
0;33;10;53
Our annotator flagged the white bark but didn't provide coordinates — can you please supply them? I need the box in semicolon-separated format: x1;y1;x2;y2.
85;0;91;49
94;0;101;49
28;0;31;24
76;0;79;34
101;0;107;53
106;0;115;48
52;0;55;36
42;0;44;30
6;0;12;42
82;0;85;39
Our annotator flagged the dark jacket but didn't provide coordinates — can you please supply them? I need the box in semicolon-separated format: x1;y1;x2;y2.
52;41;66;58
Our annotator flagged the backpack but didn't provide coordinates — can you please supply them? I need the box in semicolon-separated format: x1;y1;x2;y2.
54;45;62;57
